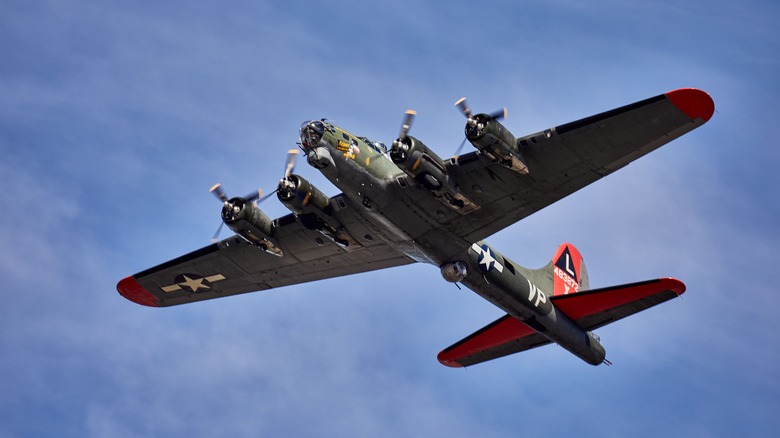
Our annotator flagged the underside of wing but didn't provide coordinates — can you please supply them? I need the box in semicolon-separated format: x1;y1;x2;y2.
437;278;685;367
118;200;416;307
437;314;551;368
552;278;686;331
443;89;714;242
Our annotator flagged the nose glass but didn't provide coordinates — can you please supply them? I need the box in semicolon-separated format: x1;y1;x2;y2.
299;120;325;148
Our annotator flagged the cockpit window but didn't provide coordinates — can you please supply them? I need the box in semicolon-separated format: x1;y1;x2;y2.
359;136;388;154
300;120;325;148
373;141;388;153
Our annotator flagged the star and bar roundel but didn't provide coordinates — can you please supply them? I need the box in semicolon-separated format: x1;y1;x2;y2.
471;243;504;273
160;273;226;293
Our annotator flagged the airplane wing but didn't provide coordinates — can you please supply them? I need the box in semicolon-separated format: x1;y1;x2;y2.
435;91;709;366
437;278;685;367
118;198;415;307
443;89;714;242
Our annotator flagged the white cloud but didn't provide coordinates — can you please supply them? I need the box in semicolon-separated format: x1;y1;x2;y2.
1;0;779;436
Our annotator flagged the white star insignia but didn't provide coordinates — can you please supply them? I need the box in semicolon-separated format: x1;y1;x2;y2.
471;243;504;273
160;273;226;293
179;275;207;292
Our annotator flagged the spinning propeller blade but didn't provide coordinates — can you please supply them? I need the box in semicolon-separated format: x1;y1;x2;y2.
211;222;225;243
487;107;507;121
245;188;263;204
453;137;469;157
453;96;508;155
284;149;299;179
455;96;506;121
206;148;311;242
209;183;228;203
454;97;472;119
399;110;416;140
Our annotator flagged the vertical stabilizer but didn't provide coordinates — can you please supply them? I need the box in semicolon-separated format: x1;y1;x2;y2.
513;243;590;297
551;243;588;295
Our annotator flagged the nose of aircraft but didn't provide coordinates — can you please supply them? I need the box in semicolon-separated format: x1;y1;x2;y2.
300;120;325;149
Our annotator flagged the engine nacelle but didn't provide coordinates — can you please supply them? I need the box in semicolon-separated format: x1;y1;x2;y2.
277;174;331;215
390;135;450;191
277;175;351;246
466;114;529;174
389;136;476;212
222;198;283;256
441;261;468;283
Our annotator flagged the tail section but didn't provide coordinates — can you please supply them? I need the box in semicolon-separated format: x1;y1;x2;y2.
514;243;589;297
438;242;685;368
551;243;589;296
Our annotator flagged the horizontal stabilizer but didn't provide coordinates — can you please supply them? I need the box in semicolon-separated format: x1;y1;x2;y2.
552;277;685;331
438;278;685;367
437;315;551;367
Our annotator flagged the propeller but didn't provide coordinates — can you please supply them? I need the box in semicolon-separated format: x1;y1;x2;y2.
210;183;229;203
453;97;507;156
487;107;508;121
453;137;470;157
209;184;265;205
208;149;302;242
210;220;226;242
390;110;417;162
278;149;301;199
398;110;416;140
454;97;472;119
284;149;299;179
209;183;263;242
455;97;507;121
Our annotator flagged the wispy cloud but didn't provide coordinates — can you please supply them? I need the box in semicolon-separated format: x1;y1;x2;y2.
1;0;778;436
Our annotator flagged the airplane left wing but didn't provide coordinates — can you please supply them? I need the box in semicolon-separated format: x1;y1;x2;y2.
443;89;714;242
118;209;415;307
438;278;685;367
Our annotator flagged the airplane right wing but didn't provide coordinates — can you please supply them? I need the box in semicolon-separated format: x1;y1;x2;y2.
438;278;685;367
118;194;416;307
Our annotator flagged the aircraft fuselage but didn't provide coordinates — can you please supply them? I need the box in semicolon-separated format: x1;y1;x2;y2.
298;119;606;365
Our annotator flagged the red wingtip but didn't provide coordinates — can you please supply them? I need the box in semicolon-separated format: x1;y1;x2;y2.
117;276;159;307
659;277;687;296
437;351;464;368
666;88;715;123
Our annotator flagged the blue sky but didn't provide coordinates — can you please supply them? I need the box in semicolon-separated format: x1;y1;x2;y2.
1;0;778;436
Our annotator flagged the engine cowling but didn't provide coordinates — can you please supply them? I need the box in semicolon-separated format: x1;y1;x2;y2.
390;135;477;212
277;174;351;246
390;135;449;191
277;174;331;215
222;197;283;256
466;115;529;174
